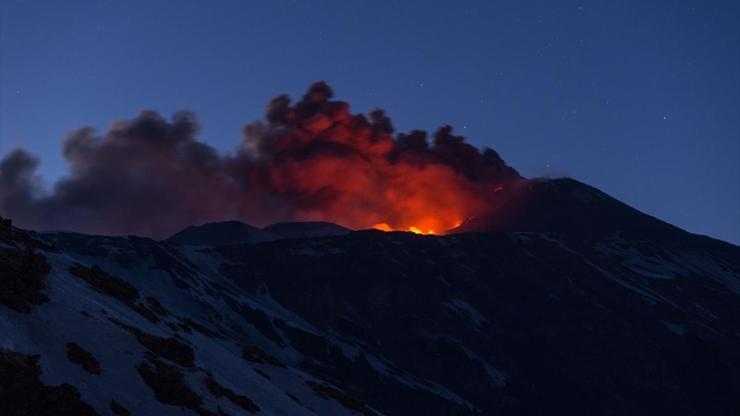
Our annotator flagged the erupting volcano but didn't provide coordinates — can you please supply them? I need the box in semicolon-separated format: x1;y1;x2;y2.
239;82;522;235
0;82;521;238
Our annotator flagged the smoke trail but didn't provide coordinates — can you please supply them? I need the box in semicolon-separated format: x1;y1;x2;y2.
0;82;521;238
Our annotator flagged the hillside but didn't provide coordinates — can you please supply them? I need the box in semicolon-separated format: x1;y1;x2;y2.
1;178;739;415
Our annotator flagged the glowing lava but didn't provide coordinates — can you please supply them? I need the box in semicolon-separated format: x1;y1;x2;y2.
236;82;522;238
372;221;462;235
372;223;435;234
372;223;394;232
0;81;521;239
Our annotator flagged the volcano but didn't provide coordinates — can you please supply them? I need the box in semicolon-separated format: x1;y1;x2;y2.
1;177;739;416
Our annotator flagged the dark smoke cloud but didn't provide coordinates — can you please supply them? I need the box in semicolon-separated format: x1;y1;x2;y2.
0;82;521;238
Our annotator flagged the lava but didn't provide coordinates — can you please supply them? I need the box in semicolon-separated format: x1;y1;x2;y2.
0;81;522;238
372;223;439;235
245;82;522;235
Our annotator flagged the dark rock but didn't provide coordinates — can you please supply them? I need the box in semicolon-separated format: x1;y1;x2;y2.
131;303;161;324
0;349;99;416
253;368;271;380
146;296;169;316
178;322;193;334
0;248;50;312
69;264;139;305
109;400;130;416
306;381;377;416
137;357;201;409
66;342;101;375
111;319;195;367
0;216;53;250
241;345;285;367
69;264;168;326
180;317;225;340
204;376;260;413
286;391;301;404
223;297;284;345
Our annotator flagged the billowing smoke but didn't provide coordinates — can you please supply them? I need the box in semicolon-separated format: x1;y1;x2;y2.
0;82;521;238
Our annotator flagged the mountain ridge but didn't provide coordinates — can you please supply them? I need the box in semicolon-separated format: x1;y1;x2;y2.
1;177;739;415
166;220;352;246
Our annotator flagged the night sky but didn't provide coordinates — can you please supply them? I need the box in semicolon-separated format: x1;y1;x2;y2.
1;0;738;243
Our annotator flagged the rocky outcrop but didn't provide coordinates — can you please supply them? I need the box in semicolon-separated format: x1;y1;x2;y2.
0;248;50;312
306;381;377;416
241;345;285;367
69;264;139;304
111;319;195;367
109;400;130;416
204;375;260;413
66;342;101;375
137;357;202;409
70;264;168;325
0;216;53;250
0;350;99;416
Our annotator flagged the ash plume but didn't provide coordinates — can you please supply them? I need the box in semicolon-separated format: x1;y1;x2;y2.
0;82;521;238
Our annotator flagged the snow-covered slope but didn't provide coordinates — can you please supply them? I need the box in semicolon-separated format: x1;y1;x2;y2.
1;227;383;416
2;179;740;415
166;221;351;247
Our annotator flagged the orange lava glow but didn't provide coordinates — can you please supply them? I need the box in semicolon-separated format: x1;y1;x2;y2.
244;82;519;235
408;226;434;235
372;223;394;232
373;222;458;235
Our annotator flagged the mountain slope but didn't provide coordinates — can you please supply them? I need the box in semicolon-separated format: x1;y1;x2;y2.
262;222;351;239
455;178;688;238
1;178;740;415
166;221;351;246
167;221;279;245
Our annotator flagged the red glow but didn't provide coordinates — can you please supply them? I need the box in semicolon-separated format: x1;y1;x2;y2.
373;223;441;235
244;83;519;234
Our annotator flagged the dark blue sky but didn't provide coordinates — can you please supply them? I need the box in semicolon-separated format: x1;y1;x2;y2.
1;0;739;243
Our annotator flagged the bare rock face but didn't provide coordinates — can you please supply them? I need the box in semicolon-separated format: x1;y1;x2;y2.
0;349;99;416
69;264;139;305
0;216;53;250
306;381;377;416
111;319;195;367
136;357;202;410
204;375;260;413
0;248;51;312
109;400;130;416
66;342;102;375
